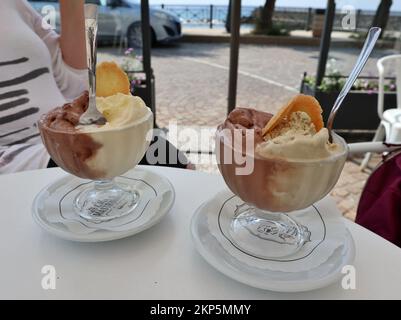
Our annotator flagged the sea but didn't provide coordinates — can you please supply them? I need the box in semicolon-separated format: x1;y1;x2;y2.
152;4;401;31
152;4;258;29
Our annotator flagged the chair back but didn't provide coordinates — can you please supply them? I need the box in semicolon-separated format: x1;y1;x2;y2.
395;55;401;109
377;54;401;119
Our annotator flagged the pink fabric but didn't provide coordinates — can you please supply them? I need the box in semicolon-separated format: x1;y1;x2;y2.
356;151;401;248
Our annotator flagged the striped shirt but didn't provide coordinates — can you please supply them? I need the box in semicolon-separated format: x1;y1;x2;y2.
0;0;87;174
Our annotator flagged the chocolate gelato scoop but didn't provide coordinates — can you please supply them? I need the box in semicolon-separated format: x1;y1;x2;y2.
42;91;89;132
38;91;104;179
219;108;273;145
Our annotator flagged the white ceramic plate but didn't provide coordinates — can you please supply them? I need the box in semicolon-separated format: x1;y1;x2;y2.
32;168;175;242
191;198;355;292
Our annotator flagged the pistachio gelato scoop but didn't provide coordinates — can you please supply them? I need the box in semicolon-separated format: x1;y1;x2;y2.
256;111;342;160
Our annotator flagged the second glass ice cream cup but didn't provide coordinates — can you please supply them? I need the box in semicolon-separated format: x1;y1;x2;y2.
216;128;348;259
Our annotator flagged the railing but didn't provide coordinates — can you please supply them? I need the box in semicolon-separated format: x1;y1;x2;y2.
157;4;401;32
158;4;256;29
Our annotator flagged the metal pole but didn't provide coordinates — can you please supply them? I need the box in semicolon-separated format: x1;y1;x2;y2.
306;7;312;30
141;0;155;125
356;9;361;31
315;0;336;90
210;4;213;29
228;0;241;114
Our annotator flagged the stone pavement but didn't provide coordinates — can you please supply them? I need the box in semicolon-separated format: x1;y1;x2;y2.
99;42;395;220
149;42;396;128
331;156;378;221
184;27;356;40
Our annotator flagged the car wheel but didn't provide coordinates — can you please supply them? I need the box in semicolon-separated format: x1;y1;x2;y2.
127;23;156;49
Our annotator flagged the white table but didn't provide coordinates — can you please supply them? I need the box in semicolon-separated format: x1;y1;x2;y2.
1;166;401;299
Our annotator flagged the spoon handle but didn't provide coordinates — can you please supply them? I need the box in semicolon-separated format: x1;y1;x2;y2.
84;4;98;102
327;27;381;141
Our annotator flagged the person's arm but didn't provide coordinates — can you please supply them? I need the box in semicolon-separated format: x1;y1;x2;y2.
59;0;86;70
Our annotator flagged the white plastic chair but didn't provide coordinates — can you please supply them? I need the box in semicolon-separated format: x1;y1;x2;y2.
360;54;401;170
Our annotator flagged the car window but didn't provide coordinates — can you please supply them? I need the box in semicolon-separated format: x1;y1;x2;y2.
29;0;103;5
122;0;139;7
86;0;101;5
111;0;132;8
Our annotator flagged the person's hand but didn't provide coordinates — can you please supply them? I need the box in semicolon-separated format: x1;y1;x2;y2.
59;0;86;70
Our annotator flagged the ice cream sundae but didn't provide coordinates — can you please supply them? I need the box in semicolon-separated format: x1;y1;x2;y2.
39;62;152;180
38;62;153;222
217;94;347;212
216;94;348;257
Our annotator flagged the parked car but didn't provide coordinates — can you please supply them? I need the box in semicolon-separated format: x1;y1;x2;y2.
28;0;182;47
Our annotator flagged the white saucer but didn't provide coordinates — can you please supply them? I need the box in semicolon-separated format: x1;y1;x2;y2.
32;168;175;242
190;194;356;292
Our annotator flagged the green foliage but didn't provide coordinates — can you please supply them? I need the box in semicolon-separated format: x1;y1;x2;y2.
349;31;397;41
120;48;145;90
252;4;289;37
304;74;397;93
304;58;397;93
253;21;290;36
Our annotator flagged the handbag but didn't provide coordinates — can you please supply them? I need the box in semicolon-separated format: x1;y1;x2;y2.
356;149;401;247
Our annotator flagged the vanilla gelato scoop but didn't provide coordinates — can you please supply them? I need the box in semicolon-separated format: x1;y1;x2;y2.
96;93;149;128
74;93;152;178
77;93;150;133
256;111;342;160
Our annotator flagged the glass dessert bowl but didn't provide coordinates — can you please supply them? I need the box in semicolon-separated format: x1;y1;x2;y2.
39;88;153;223
216;95;348;258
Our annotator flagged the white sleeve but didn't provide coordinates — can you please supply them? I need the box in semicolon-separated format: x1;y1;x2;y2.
18;0;88;101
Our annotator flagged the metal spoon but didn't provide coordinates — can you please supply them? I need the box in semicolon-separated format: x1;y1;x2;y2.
79;4;106;126
327;27;381;142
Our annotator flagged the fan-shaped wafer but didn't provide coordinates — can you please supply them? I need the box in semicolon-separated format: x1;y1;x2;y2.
262;94;324;136
96;61;131;97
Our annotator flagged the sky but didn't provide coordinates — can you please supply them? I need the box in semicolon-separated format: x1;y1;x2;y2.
149;0;401;11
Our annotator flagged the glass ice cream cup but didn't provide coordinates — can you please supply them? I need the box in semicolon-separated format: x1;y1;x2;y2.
38;105;153;223
216;129;348;258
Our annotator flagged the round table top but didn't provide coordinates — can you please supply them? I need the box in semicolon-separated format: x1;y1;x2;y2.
1;166;401;299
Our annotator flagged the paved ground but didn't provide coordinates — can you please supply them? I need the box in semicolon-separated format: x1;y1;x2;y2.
184;27;357;40
150;42;396;127
99;42;396;220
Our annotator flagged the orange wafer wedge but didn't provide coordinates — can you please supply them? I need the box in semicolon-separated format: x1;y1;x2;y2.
262;94;324;136
96;61;131;97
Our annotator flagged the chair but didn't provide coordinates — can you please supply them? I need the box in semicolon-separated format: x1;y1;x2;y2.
360;54;401;170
